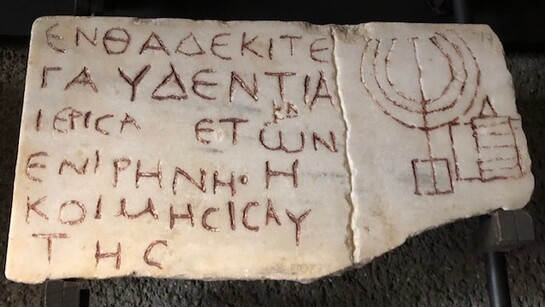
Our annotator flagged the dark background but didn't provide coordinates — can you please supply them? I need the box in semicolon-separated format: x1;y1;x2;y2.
1;0;545;306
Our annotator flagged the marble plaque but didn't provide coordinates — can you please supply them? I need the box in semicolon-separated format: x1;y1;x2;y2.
5;16;533;283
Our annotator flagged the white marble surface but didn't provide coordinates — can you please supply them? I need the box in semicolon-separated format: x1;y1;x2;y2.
5;16;533;283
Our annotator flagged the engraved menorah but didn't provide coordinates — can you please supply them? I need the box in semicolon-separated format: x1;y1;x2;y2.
361;30;480;195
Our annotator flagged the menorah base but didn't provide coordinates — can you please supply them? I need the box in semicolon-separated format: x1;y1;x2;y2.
411;158;454;195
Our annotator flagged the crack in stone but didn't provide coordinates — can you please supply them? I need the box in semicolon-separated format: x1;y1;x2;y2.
330;26;357;264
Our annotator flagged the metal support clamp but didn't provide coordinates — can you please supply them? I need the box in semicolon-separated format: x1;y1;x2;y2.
477;209;535;307
45;280;90;307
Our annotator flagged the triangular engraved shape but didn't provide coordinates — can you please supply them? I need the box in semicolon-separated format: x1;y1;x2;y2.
151;64;188;101
176;33;206;56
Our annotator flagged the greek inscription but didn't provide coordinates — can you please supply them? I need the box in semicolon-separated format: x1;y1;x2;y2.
50;107;132;135
279;35;302;56
229;72;258;102
69;109;83;130
195;118;213;144
94;150;100;174
26;196;49;223
286;209;311;246
95;241;121;270
176;33;205;56
41;66;62;88
265;198;281;226
218;118;248;145
172;168;206;195
84;111;92;128
120;113;141;133
136;160;163;189
170;203;195;229
213;171;236;196
119;198;159;220
58;158;89;175
103;27;130;55
32;233;68;263
64;67;98;93
36;109;42;131
202;207;220;232
25;152;48;182
58;200;87;225
95;195;102;219
113;157;131;187
95;114;114;135
268;38;273;60
46;23;65;53
227;201;236;230
310;38;329;63
265;159;299;189
52;107;71;133
304;75;310;104
307;71;334;110
144;240;168;269
313;131;338;152
243;201;259;232
140;32;170;55
192;69;217;100
264;72;296;102
241;32;263;58
210;33;231;60
118;65;151;101
17;21;359;276
76;27;98;46
259;128;305;153
152;64;188;101
269;100;299;125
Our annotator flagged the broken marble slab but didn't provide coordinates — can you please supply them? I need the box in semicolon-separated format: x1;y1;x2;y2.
5;16;533;284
